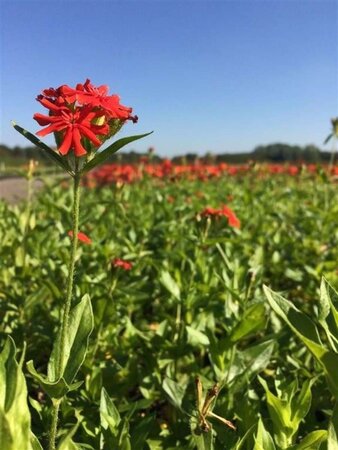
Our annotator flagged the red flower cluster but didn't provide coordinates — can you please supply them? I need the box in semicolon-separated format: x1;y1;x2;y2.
34;79;137;157
68;231;92;244
112;258;133;271
82;162;338;187
200;205;241;228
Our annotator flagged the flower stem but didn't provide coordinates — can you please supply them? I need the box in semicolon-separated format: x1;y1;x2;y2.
49;399;61;450
49;173;81;450
58;173;81;375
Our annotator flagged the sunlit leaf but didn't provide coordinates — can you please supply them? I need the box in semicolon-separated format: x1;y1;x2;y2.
81;132;153;174
12;122;74;176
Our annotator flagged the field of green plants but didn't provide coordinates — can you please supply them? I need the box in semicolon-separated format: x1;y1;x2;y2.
1;162;337;449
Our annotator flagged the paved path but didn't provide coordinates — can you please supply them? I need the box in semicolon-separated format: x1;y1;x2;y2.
0;177;43;203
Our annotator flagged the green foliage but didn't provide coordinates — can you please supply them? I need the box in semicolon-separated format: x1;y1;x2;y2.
0;170;337;448
27;295;94;399
264;280;338;399
259;375;314;447
0;337;42;450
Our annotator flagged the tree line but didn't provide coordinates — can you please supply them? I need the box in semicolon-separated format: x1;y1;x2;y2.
0;142;333;165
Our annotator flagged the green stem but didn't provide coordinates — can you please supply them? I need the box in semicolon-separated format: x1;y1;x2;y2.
58;174;81;375
49;173;81;450
49;400;61;450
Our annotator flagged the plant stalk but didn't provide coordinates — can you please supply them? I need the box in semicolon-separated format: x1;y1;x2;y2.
49;399;61;450
49;173;81;450
58;173;81;375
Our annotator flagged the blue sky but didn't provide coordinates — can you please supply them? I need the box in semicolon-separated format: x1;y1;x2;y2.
1;0;337;156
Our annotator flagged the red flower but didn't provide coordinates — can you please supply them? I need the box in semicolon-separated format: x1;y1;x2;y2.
34;104;109;157
33;80;137;157
68;231;92;244
220;205;241;228
200;207;219;217
200;205;240;229
112;258;133;270
60;79;137;122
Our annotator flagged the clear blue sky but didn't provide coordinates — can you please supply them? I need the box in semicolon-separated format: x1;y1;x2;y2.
1;0;337;156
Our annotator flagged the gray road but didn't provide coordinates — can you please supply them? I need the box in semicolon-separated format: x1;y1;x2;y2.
0;177;43;203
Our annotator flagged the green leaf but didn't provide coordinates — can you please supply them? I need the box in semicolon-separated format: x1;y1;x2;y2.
30;434;43;450
81;132;153;174
162;377;187;413
288;430;327;449
324;133;333;145
328;401;338;450
130;415;155;449
290;379;314;426
192;430;214;450
259;376;293;447
186;326;210;346
100;389;131;449
57;423;80;450
227;340;275;390
49;294;94;384
230;302;266;342
159;270;181;300
254;418;276;450
264;285;338;399
11;122;74;176
259;376;313;447
318;278;338;352
0;337;37;450
100;388;121;432
28;295;94;399
234;425;256;450
146;440;163;450
26;361;69;399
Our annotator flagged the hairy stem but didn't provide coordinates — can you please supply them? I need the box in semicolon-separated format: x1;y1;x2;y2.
49;399;61;450
58;174;81;375
49;173;81;450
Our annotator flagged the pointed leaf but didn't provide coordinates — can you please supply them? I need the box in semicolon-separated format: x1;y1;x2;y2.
192;431;214;450
328;401;338;450
290;379;313;426
100;388;121;431
228;340;275;390
254;418;276;450
186;326;210;347
321;278;338;317
159;270;181;301
26;361;70;399
81;132;153;174
48;295;94;385
162;377;187;413
230;302;266;342
259;376;293;445
288;430;327;449
57;422;80;450
30;434;43;450
12;122;74;176
264;285;338;399
324;133;333;145
0;337;36;450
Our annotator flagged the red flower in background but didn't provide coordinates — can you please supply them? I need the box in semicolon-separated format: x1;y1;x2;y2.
112;258;133;271
33;79;137;157
200;205;241;229
68;231;92;244
201;207;219;217
220;205;241;228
